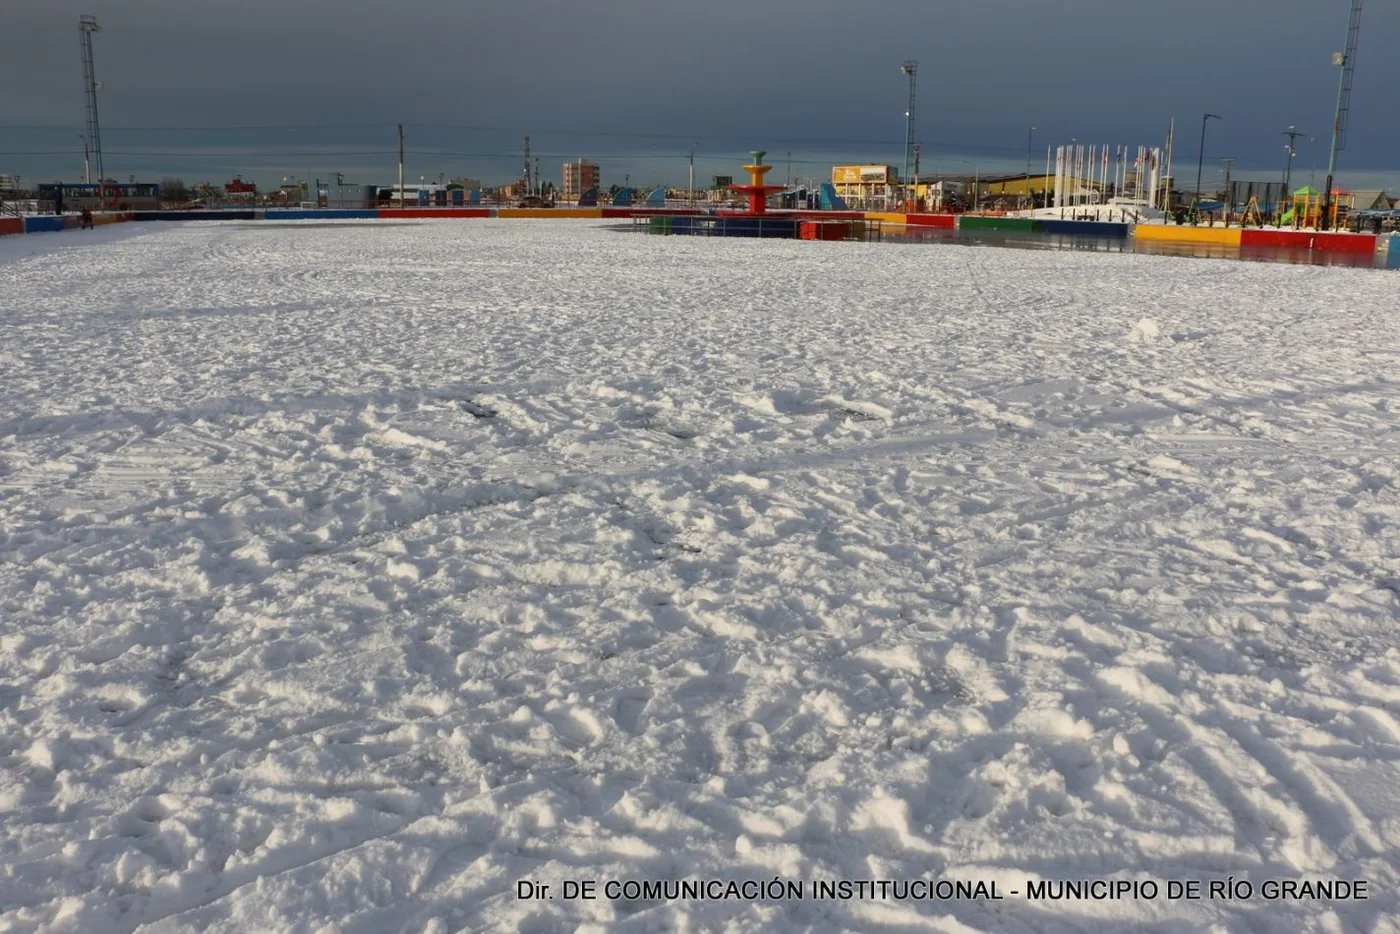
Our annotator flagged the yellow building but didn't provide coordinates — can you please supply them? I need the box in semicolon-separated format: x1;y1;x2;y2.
832;164;898;207
981;174;1057;198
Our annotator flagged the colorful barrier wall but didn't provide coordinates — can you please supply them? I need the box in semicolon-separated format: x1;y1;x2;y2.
497;208;602;219
1238;229;1378;254
1389;236;1400;269
600;207;706;218
1;211;135;238
1134;224;1242;246
905;214;957;229
1040;220;1130;238
23;216;70;233
958;216;1041;232
131;210;256;221
377;208;492;219
265;209;379;220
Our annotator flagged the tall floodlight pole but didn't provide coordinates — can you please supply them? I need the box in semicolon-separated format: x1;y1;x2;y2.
1193;112;1221;223
397;124;404;206
901;61;917;206
79;15;103;188
79;135;90;184
1322;0;1363;230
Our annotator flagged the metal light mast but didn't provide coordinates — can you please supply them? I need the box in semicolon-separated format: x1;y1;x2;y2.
522;136;533;196
79;15;104;187
900;61;917;205
1282;126;1304;197
1321;0;1363;229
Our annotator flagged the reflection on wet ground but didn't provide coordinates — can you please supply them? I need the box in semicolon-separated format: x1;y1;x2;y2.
894;227;1392;270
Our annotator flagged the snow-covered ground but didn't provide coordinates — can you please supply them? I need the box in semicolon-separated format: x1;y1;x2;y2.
1;219;1398;933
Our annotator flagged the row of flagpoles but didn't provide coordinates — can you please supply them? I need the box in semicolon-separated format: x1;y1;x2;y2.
1047;142;1173;210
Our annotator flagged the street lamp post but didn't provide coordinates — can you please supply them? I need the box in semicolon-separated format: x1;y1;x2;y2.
1281;126;1303;197
1193;112;1221;224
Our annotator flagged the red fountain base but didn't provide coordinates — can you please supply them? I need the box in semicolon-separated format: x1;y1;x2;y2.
729;151;784;215
729;184;786;215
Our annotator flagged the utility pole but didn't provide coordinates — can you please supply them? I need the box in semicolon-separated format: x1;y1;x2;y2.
1282;126;1304;198
397;123;404;206
1025;126;1036;210
1222;157;1234;225
1193;112;1221;223
79;15;104;188
1322;0;1363;231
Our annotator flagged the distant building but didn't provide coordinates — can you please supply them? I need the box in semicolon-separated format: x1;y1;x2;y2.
831;165;898;208
562;160;600;200
1347;190;1391;211
982;174;1056;199
224;176;257;198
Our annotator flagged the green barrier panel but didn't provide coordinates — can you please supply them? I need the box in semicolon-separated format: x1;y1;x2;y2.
649;216;674;235
957;215;1041;232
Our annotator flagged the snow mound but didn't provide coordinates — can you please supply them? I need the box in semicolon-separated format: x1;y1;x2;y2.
1129;317;1162;342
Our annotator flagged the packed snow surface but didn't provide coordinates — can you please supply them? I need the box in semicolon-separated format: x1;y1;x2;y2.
2;220;1399;933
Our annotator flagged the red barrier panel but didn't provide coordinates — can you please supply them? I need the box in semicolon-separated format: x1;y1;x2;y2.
1240;229;1378;254
1310;232;1378;254
0;218;22;237
905;214;957;229
378;208;491;219
800;221;851;241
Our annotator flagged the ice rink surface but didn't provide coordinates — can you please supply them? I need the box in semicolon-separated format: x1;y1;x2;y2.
2;219;1398;932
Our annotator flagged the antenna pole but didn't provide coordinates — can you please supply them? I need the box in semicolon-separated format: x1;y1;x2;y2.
1322;0;1363;230
79;15;104;188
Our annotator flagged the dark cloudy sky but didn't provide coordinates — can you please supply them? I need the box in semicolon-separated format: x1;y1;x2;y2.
3;0;1397;191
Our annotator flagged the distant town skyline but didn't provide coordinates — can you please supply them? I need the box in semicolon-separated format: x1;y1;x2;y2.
4;0;1397;191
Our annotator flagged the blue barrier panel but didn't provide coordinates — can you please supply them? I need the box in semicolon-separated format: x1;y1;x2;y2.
1040;220;1130;238
23;216;66;233
714;216;798;238
265;209;379;220
130;210;256;221
1389;236;1400;269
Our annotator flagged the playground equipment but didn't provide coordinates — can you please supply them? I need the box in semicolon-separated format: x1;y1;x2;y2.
1278;187;1322;229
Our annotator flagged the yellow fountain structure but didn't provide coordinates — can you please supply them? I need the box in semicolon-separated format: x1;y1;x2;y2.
729;150;786;215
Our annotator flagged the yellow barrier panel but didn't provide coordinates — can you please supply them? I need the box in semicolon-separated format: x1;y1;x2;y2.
864;212;908;225
1133;224;1241;246
496;208;603;219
